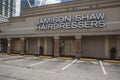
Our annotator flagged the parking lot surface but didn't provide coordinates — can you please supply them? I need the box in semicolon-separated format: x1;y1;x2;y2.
0;54;120;80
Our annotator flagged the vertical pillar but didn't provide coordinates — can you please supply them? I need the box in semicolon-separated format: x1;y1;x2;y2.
20;37;26;55
75;36;82;58
7;38;13;54
105;36;109;58
117;36;120;58
26;39;28;53
44;37;47;55
37;37;40;54
54;36;60;57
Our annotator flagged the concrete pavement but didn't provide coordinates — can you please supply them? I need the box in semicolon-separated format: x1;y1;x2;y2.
0;54;120;80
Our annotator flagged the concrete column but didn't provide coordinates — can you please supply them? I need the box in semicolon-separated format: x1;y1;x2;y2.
117;36;120;58
20;37;26;55
7;38;13;54
44;37;47;55
75;36;82;58
26;39;28;53
37;37;40;54
105;36;109;58
54;36;60;57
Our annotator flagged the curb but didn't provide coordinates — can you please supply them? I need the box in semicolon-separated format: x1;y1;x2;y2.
0;53;8;56
1;54;120;63
57;57;73;60
24;54;35;57
9;54;20;56
104;60;120;63
39;56;52;59
80;58;97;61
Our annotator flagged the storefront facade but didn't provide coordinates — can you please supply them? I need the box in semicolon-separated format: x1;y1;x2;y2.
0;0;120;59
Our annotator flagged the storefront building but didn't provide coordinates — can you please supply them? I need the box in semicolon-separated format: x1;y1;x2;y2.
0;0;120;59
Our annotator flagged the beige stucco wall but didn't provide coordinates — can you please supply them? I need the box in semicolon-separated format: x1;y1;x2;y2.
0;0;120;58
0;1;120;38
